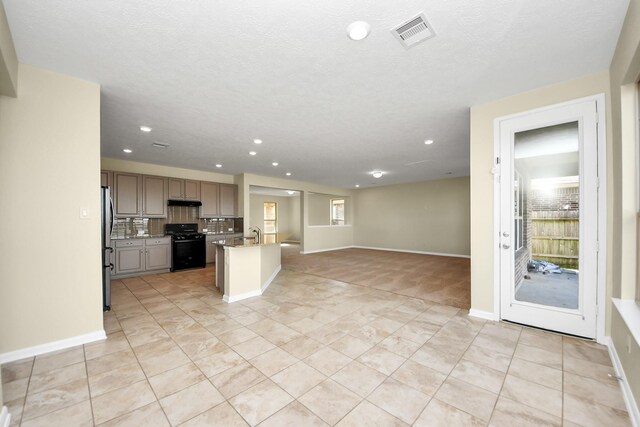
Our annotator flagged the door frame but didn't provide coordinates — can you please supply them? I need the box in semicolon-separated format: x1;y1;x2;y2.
492;93;607;343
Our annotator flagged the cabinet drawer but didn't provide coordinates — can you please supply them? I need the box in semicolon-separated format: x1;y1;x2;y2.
115;239;144;248
145;237;171;246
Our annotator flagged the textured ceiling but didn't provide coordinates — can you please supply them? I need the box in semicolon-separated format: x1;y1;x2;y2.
3;0;629;188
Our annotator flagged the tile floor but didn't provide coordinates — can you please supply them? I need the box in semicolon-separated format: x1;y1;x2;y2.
1;250;631;426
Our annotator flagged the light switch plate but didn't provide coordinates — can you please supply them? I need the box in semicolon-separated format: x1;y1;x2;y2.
79;207;90;219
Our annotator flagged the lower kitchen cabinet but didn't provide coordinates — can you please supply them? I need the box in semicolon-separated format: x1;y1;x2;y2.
206;235;218;263
114;240;145;276
113;237;171;277
145;238;171;270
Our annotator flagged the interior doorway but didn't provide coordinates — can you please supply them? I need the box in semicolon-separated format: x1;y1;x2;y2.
495;95;605;339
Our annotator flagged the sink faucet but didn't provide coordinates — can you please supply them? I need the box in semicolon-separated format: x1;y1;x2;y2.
249;226;262;243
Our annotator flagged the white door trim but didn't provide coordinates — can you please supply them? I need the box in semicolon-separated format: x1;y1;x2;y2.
492;93;607;343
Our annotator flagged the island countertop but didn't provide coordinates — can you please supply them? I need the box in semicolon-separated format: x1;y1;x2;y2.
213;236;280;248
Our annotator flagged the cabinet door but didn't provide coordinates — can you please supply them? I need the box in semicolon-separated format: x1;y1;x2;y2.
200;182;220;218
206;238;216;263
100;170;112;188
143;175;168;218
146;244;171;270
114;173;142;217
219;184;237;217
115;247;145;275
184;180;201;201
168;178;184;199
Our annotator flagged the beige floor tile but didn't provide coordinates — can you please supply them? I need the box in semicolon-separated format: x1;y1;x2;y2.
288;317;323;334
5;397;24;427
233;311;267;327
180;402;249;427
2;377;29;402
211;362;267;399
391;359;447;396
232;336;276;360
489;396;561;427
159;379;225;425
280;336;324;359
259;401;328;427
336;400;407;427
298;379;362;426
217;327;259;346
462;344;512;373
563;371;626;411
21;400;93;427
1;358;34;383
177;334;226;360
98;401;170;427
133;337;191;377
450;359;505;394
500;374;562;417
508;357;562;391
357;346;406;375
271;361;326;398
148;362;206;399
305;347;352;376
563;392;630;427
518;328;562;353
410;344;459;375
413;399;485;427
434;377;497;422
88;361;145;397
22;378;89;421
229;379;294;426
331;360;387;397
31;346;84;375
91;380;156;425
367;377;431;424
205;318;242;335
260;325;303;346
86;348;138;377
250;347;299;377
194;347;245;378
473;333;517;356
563;355;616;381
378;335;422;358
329;334;374;358
563;340;611;366
84;331;130;361
513;343;562;370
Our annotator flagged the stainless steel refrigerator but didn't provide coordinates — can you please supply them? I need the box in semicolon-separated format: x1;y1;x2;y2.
101;186;114;311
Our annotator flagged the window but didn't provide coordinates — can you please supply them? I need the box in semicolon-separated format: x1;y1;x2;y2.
331;199;345;225
263;202;277;234
514;170;524;251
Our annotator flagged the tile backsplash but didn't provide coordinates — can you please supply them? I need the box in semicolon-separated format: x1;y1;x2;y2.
112;206;242;238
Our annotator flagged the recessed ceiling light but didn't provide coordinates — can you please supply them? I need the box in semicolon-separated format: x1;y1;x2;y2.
355;184;360;188
286;172;292;176
140;126;152;132
254;139;263;144
215;164;222;168
347;21;371;41
372;171;383;178
272;162;279;166
249;151;257;156
287;191;294;195
424;139;434;145
123;148;132;153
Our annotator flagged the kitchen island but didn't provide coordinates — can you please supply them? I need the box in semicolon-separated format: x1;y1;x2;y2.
214;237;281;303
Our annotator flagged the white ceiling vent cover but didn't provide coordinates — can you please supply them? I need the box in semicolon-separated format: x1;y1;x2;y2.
391;13;435;49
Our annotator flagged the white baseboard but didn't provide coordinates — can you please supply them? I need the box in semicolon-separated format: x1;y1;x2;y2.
0;330;106;365
223;265;282;303
468;309;498;321
606;336;640;427
0;407;10;427
301;246;354;254
353;246;471;259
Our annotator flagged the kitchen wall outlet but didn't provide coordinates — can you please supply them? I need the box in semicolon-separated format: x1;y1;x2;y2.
79;207;90;219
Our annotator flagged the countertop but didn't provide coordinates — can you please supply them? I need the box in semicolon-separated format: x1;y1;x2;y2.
213;236;280;248
111;232;242;240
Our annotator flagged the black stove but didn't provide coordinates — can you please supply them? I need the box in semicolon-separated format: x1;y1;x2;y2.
165;223;206;271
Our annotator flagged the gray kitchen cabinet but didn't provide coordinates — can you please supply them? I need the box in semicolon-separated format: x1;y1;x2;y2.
114;240;145;275
142;175;168;218
114;172;142;217
145;237;171;270
219;184;238;217
169;178;201;200
200;181;220;218
205;235;217;264
100;170;112;188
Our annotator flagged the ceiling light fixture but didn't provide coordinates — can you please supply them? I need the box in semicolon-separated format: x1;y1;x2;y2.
424;139;434;145
347;21;371;41
249;151;257;156
123;148;132;153
355;184;360;188
254;139;263;144
287;191;294;195
286;172;292;176
372;171;383;178
215;164;222;168
140;126;152;132
272;162;279;166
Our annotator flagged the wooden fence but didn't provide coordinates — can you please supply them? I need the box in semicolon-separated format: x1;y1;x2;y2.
531;214;579;269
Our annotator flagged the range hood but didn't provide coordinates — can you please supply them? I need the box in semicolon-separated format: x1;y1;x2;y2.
167;199;202;207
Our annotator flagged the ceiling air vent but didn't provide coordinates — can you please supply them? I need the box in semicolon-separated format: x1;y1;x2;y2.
391;13;435;49
152;142;169;149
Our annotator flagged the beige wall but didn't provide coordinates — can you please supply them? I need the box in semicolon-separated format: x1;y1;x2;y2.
609;0;640;411
353;177;470;256
289;195;301;241
249;194;295;240
101;158;234;184
469;71;612;314
0;64;103;354
308;193;333;225
0;1;17;97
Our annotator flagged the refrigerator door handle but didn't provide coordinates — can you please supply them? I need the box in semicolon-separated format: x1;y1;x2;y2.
109;197;115;235
109;263;114;271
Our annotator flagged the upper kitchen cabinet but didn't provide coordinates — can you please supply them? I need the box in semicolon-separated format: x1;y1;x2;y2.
113;172;142;217
169;178;201;201
142;175;168;218
219;184;238;217
100;170;113;188
200;181;220;218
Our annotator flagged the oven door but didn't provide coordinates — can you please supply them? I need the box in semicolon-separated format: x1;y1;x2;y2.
172;239;206;271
